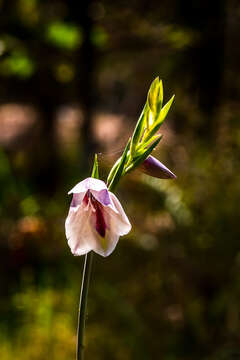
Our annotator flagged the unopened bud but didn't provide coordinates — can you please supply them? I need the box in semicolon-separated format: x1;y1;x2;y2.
140;155;176;179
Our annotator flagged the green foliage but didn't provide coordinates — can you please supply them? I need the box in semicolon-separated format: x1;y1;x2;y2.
46;22;83;50
0;51;35;78
143;94;175;143
20;196;40;216
147;77;163;114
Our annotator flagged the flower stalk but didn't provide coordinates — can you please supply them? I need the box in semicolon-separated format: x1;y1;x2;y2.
76;251;93;360
76;155;98;360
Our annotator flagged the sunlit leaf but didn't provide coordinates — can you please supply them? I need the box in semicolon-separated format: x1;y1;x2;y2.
143;94;175;143
147;77;163;114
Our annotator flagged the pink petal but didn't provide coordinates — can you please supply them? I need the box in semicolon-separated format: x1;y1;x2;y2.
91;188;111;206
87;195;131;257
68;177;112;206
105;193;132;236
89;226;120;257
68;177;107;194
66;179;132;257
94;232;119;257
65;201;119;257
70;193;84;208
68;177;108;194
65;204;94;256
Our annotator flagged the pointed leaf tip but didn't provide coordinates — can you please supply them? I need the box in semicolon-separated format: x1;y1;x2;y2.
158;94;175;124
91;154;99;179
147;77;160;112
147;77;164;114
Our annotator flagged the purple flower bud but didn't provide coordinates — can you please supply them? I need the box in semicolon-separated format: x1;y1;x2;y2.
140;155;176;179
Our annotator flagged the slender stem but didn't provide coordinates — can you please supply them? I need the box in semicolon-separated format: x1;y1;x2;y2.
76;251;94;360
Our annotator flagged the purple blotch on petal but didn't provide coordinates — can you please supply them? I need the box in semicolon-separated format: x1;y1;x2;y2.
93;189;111;206
70;193;84;207
95;203;106;237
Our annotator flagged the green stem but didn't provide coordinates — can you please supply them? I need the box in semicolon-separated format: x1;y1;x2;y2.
76;251;94;360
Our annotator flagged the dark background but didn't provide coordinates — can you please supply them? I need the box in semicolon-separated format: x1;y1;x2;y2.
0;0;240;359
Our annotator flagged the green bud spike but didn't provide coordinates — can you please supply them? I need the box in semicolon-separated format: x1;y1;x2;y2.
106;78;175;187
143;94;175;144
108;138;131;192
91;154;99;179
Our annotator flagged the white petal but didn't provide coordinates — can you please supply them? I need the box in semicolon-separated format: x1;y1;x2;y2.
105;192;132;236
65;186;131;258
70;193;84;208
65;205;95;256
88;209;120;257
91;230;120;257
68;177;107;195
88;195;131;257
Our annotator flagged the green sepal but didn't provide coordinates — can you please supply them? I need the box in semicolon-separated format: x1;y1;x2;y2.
138;134;163;151
130;103;149;156
108;138;131;192
147;77;163;115
91;154;99;179
124;136;162;175
107;157;121;186
143;94;175;144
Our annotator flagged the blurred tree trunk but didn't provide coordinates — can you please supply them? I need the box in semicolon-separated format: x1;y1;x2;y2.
26;69;61;195
179;0;226;137
69;0;98;172
35;101;59;194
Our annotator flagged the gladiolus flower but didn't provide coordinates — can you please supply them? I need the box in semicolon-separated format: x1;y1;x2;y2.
65;177;131;257
140;155;176;179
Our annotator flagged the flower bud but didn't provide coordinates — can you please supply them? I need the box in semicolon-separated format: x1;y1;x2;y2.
140;155;176;179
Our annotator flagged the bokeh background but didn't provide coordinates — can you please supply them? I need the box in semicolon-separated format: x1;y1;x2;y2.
0;1;240;359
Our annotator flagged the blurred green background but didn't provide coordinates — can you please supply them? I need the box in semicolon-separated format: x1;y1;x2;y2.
0;0;240;359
